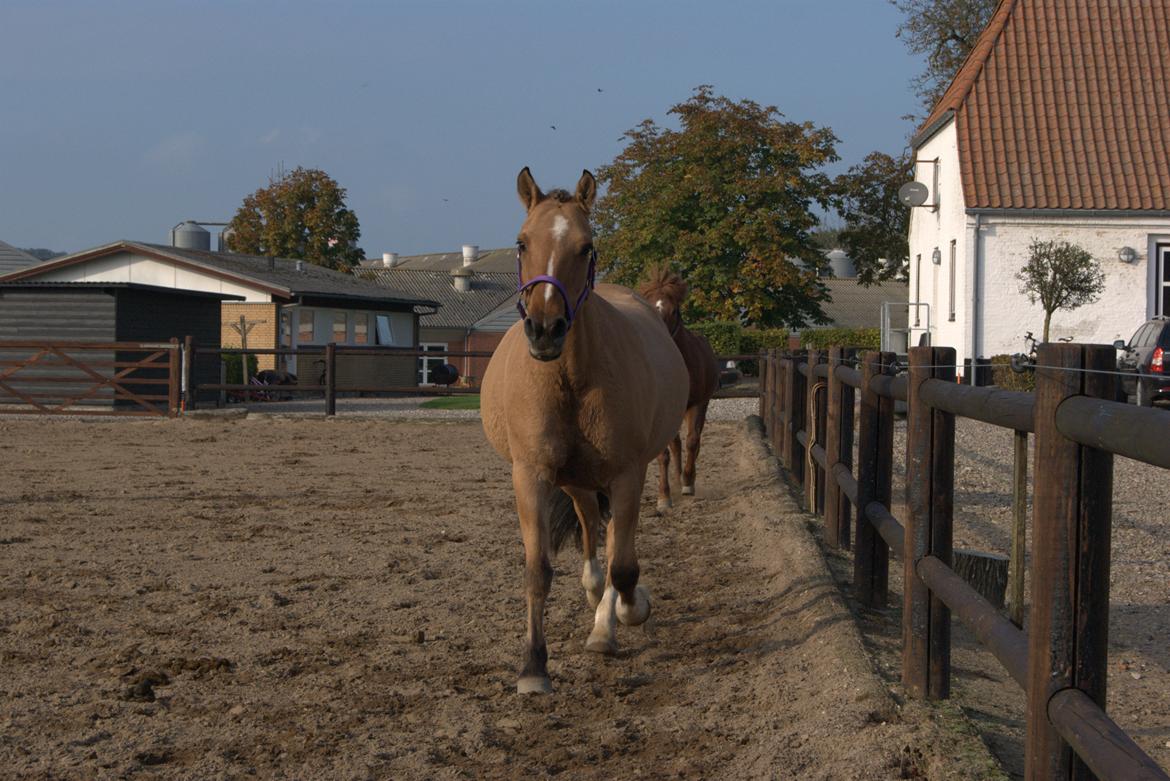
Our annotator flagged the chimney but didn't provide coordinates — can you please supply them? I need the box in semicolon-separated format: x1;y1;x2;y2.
382;252;399;268
461;244;479;267
450;267;473;292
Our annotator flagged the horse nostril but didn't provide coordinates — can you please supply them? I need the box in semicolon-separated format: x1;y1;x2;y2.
524;318;536;339
549;318;567;340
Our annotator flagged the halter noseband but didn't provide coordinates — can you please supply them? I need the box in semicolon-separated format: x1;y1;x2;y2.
515;246;597;328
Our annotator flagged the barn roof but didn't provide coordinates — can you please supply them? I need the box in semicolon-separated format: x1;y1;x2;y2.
356;268;516;329
0;240;40;276
360;247;516;273
914;0;1170;211
0;241;440;310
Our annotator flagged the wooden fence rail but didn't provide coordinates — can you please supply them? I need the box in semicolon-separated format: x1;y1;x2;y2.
758;344;1169;781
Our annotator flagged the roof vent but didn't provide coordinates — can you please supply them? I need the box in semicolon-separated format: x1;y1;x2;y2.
461;244;479;267
382;252;399;268
450;266;474;292
171;220;211;251
295;260;305;273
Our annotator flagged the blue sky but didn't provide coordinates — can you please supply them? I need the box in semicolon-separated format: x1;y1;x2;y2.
0;1;920;257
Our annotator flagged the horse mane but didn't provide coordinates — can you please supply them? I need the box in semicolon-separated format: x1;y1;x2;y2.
638;264;688;306
544;189;574;203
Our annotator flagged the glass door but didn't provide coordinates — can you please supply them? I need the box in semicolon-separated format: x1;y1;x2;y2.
417;343;447;385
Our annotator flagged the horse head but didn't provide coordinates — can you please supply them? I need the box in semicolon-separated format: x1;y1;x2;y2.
638;264;687;337
515;167;597;361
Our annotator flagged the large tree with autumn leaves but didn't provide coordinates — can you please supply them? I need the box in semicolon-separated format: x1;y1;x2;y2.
593;86;839;328
226;167;364;269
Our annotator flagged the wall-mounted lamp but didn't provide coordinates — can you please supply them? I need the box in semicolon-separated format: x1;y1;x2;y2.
1118;246;1137;263
931;247;942;265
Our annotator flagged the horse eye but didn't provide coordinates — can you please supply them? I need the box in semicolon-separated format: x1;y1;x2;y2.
581;245;593;256
516;241;526;253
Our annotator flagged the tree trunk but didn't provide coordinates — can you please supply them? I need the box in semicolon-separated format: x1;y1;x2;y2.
1042;311;1052;343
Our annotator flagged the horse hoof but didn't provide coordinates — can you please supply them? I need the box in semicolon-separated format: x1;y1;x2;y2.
681;485;694;496
585;633;618;655
656;498;672;512
517;676;553;694
617;585;652;627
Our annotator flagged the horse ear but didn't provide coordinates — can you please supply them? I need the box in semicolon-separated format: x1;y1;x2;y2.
517;167;544;211
575;169;597;213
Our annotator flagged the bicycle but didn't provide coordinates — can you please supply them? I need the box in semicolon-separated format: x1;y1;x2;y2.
1011;330;1073;373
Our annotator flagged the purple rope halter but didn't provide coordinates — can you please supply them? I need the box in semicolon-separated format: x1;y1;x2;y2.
515;246;597;329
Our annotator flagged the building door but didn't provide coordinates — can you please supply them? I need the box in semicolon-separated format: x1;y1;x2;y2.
417;343;447;385
1157;245;1170;317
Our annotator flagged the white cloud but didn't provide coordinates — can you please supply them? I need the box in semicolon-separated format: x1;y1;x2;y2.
142;131;206;171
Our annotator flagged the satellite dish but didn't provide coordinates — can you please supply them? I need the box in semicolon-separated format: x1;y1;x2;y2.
898;181;930;208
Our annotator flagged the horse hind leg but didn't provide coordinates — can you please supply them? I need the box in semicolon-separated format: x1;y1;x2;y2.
681;403;708;496
655;449;672;513
669;433;682;494
586;467;651;655
563;487;606;609
513;465;554;694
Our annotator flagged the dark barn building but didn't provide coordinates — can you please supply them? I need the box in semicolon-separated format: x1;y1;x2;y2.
0;282;240;411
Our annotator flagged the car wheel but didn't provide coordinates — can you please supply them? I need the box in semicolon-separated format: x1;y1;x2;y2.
1136;379;1153;408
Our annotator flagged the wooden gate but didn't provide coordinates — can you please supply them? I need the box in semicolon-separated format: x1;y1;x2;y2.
0;339;180;417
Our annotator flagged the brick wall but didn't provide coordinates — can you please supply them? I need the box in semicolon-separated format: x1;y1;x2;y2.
221;302;279;371
466;331;506;386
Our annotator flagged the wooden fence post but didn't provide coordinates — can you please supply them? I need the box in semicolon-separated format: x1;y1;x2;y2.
777;353;791;469
1010;429;1028;628
787;351;806;487
325;342;337;417
167;337;181;417
804;349;822;510
759;349;771;423
823;343;842;547
903;346;956;700
771;351;783;456
854;351;894;607
1026;344;1116;780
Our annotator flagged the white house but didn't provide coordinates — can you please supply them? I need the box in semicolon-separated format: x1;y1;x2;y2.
907;0;1170;373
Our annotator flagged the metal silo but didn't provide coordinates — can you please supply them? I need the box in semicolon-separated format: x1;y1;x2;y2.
171;221;211;251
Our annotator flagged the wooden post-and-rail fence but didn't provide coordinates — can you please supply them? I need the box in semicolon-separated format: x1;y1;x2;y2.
759;344;1170;781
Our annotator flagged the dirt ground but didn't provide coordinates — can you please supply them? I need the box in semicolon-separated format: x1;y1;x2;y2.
0;415;1001;780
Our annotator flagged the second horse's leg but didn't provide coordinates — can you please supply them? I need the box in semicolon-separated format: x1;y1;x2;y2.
681;403;708;496
564;486;605;608
586;466;650;655
655;449;672;512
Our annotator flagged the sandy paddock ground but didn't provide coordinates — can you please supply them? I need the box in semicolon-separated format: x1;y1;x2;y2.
0;415;1003;780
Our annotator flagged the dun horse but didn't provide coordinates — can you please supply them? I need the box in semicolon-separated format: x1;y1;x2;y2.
481;168;688;694
638;266;719;511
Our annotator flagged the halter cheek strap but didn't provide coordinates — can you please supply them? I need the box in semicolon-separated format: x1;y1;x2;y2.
515;247;597;328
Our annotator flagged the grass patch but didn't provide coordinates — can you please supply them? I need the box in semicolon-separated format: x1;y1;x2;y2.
419;394;480;410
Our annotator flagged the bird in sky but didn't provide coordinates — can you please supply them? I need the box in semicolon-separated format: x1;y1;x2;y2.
550;125;557;130
597;88;603;93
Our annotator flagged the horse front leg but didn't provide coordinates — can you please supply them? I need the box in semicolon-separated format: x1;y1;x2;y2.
512;464;554;694
563;486;605;608
681;403;708;496
655;449;672;512
586;465;651;655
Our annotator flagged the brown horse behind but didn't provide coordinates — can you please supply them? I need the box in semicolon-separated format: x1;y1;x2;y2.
481;168;688;694
638;265;720;510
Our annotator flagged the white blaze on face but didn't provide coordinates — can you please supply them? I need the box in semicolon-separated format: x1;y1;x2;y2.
655;299;665;313
546;215;570;303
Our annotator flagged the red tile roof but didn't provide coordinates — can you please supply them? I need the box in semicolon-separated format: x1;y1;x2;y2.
914;0;1170;211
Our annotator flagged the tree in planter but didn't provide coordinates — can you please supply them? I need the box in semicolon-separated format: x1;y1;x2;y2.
1016;239;1105;342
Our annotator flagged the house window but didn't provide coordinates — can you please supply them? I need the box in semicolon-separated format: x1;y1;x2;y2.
375;315;394;345
1159;245;1170;317
354;313;369;345
298;310;314;344
417;343;447;385
914;254;922;326
948;240;957;322
279;308;292;347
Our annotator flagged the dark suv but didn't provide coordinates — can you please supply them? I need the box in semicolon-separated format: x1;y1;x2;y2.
1114;317;1170;407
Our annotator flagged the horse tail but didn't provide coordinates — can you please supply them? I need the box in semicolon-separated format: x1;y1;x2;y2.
548;489;611;554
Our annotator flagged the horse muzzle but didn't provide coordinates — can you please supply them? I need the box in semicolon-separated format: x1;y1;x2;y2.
524;316;567;361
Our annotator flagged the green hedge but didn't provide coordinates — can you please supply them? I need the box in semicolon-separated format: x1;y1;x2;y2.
800;327;881;351
988;354;1035;391
224;354;259;386
689;322;790;376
